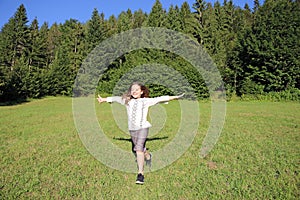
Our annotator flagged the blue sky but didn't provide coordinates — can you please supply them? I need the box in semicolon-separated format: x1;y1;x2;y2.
0;0;257;28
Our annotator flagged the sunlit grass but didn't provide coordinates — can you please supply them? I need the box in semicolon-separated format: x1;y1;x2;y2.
1;97;299;199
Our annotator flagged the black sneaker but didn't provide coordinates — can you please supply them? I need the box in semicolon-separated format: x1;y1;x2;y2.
135;173;144;184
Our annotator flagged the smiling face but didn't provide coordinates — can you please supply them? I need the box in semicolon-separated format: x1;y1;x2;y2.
130;84;143;99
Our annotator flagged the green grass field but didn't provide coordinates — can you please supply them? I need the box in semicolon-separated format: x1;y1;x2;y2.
1;97;299;199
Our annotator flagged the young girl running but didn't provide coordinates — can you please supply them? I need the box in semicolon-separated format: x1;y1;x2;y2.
97;82;183;184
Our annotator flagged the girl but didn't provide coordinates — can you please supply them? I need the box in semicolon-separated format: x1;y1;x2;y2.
97;82;183;184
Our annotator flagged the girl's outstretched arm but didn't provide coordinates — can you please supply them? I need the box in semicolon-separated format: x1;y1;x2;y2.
97;95;125;105
147;93;185;106
168;93;185;101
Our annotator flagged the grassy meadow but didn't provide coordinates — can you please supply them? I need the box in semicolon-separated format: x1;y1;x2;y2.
0;97;299;199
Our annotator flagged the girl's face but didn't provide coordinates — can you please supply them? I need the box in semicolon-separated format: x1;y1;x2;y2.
130;84;143;99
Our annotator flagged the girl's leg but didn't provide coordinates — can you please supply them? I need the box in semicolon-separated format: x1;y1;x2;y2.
130;128;149;175
130;134;137;158
142;138;151;160
136;151;144;174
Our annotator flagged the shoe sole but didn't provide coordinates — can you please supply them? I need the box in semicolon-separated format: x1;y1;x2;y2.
135;180;144;184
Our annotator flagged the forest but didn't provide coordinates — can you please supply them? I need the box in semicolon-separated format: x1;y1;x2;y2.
0;0;299;102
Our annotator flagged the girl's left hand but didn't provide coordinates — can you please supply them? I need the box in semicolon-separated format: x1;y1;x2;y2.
97;95;105;103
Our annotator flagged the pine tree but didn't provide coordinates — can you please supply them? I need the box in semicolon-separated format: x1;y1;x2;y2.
49;19;84;96
85;9;106;52
106;15;118;38
117;9;134;32
253;0;260;12
179;1;199;39
0;18;16;70
28;19;48;69
192;0;206;44
0;4;31;101
21;19;49;98
146;0;166;27
132;9;147;29
46;23;61;65
39;22;50;66
226;4;254;94
0;4;30;70
233;0;300;94
12;4;30;67
193;0;205;29
201;2;216;53
208;1;227;68
164;5;182;31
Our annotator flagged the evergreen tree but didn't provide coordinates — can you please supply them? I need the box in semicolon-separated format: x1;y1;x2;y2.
0;4;30;70
117;9;134;32
233;0;300;95
39;22;50;66
13;4;30;66
193;0;205;28
180;1;200;39
106;15;118;38
0;4;31;101
253;0;260;12
164;5;182;31
201;3;216;53
46;23;61;65
208;1;227;68
28;19;48;69
48;19;84;96
0;19;16;101
22;19;49;98
226;5;254;94
0;18;16;72
132;9;147;29
146;0;166;27
85;9;106;52
192;0;206;44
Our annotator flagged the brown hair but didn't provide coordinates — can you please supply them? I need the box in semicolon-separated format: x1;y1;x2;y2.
122;82;149;104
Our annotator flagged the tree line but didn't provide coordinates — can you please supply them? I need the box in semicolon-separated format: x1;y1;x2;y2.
0;0;299;102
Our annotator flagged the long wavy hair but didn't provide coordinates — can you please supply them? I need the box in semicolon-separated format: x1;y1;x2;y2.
122;82;149;104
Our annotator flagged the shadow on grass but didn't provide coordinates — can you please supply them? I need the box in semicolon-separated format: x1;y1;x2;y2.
113;136;169;142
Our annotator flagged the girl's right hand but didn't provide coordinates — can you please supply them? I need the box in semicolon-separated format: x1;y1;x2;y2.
177;93;185;99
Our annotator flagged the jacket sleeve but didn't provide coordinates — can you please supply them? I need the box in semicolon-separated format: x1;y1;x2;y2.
106;96;126;105
145;96;169;107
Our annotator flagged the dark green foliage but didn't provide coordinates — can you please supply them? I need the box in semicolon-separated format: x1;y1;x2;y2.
96;49;208;99
85;9;106;53
117;10;134;32
0;4;30;101
28;19;47;68
231;0;300;96
146;0;166;27
0;0;299;102
180;2;200;39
